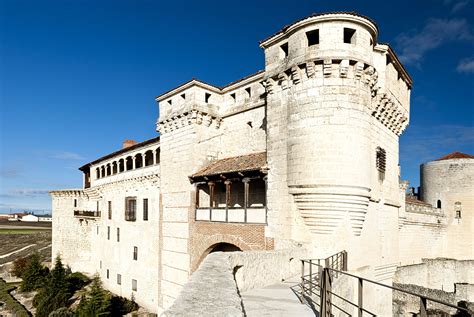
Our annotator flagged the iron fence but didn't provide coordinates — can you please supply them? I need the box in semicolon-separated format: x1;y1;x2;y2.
297;254;472;317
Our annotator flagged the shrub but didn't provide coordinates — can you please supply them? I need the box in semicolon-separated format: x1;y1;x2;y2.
76;276;111;317
34;256;72;317
66;272;90;293
20;252;49;292
0;279;30;317
12;254;34;278
48;307;74;317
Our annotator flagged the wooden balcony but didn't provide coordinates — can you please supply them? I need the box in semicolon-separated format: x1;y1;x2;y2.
195;207;266;224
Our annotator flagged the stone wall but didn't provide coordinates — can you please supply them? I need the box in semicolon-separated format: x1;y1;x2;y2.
162;249;307;317
394;258;474;292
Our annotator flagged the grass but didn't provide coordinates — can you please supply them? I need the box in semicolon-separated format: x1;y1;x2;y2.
0;229;49;234
0;279;30;316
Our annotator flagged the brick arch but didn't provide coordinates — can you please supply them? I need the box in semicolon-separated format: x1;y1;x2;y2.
192;234;252;272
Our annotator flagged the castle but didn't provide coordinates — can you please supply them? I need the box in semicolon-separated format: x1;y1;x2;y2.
50;12;474;315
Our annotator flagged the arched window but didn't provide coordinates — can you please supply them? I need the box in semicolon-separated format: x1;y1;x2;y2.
125;156;133;171
96;168;100;179
135;153;143;168
106;164;111;176
155;148;160;164
118;159;125;173
101;166;106;178
144;150;154;166
437;200;442;209
112;162;118;174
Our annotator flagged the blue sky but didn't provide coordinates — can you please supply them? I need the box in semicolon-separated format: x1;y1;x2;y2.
0;0;473;213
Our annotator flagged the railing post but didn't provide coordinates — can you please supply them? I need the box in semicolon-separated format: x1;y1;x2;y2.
358;278;363;317
343;251;348;271
419;297;427;317
320;268;332;317
301;260;305;295
309;260;313;296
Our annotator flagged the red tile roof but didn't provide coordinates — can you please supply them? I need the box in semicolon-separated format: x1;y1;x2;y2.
405;195;432;207
436;152;474;161
191;152;267;179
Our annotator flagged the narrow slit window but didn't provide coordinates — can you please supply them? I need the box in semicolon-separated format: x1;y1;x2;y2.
306;29;319;46
143;198;148;221
437;200;442;209
344;28;356;44
107;226;110;240
133;246;138;260
117;274;121;285
106;269;109;279
205;93;211;103
117;228;120;242
280;43;289;58
108;201;112;220
74;199;77;207
376;147;386;181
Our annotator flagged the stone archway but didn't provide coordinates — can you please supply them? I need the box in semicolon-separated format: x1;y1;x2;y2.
192;236;251;272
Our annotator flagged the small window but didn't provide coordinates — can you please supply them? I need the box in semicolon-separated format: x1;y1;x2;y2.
117;274;121;285
280;43;289;58
125;197;137;221
107;226;110;240
344;28;356;44
230;93;236;102
437;200;442;209
133;246;138;261
106;269;109;279
455;202;462;219
74;199;77;207
205;93;211;103
96;201;99;212
376;147;386;181
97;226;99;235
143;199;149;221
117;228;120;242
108;201;112;220
132;279;137;291
181;93;186;100
306;29;319;46
245;87;251;98
168;99;172;106
100;260;102;269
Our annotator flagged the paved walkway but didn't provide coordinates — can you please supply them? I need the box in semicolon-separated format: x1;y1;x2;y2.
241;277;316;316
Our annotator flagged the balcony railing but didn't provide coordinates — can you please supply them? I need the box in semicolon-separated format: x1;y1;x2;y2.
195;207;266;224
74;210;101;218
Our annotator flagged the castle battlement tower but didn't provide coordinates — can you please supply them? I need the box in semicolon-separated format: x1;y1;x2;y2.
261;13;412;268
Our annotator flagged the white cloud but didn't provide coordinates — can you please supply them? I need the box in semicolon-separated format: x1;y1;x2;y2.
396;18;474;65
451;0;470;13
52;151;85;160
9;189;50;197
456;57;474;73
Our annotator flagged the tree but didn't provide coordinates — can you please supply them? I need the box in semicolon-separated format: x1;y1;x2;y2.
76;276;111;317
20;252;49;292
34;256;72;317
12;254;34;278
48;307;74;317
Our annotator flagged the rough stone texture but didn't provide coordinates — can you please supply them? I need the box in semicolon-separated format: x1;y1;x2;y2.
162;252;243;317
420;158;474;260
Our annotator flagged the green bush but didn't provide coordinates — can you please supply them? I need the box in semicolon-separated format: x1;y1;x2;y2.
48;307;74;317
20;252;49;292
34;256;73;317
66;272;90;293
76;275;139;316
0;279;30;317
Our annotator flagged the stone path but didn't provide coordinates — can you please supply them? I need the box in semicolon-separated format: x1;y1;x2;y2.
241;277;315;317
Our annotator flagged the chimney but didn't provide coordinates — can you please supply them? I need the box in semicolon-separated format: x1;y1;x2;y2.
123;140;138;149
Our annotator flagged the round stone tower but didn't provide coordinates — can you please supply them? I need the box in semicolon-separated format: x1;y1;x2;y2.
420;152;474;259
262;13;411;255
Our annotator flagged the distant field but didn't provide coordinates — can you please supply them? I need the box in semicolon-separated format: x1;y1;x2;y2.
0;230;52;266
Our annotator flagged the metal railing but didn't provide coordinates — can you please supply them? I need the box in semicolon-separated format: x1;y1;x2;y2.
298;254;472;317
74;210;101;218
